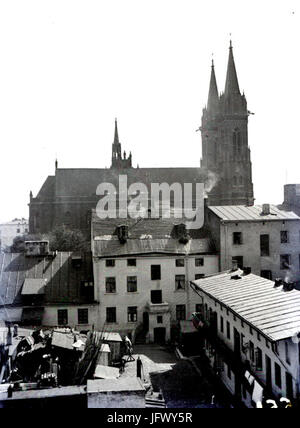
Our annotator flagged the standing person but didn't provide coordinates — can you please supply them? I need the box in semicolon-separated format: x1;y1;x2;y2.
136;356;143;379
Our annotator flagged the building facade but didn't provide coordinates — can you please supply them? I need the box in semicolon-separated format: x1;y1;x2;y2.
201;42;254;206
0;219;29;251
207;204;300;282
0;246;98;330
190;269;300;407
91;213;219;342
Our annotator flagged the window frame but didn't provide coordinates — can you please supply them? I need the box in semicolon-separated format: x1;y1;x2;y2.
151;265;161;280
127;306;138;323
175;274;186;291
78;308;89;325
106;307;117;323
127;276;137;293
105;277;116;293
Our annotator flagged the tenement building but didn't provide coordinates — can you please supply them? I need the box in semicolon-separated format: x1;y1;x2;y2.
29;42;255;236
91;211;218;342
0;241;97;328
206;203;300;282
190;268;300;407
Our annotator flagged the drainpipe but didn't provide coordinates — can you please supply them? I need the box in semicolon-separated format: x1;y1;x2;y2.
185;254;190;319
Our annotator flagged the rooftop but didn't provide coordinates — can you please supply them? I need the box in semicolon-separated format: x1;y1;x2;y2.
0;252;94;307
191;271;300;342
209;205;300;222
87;378;145;394
92;213;215;258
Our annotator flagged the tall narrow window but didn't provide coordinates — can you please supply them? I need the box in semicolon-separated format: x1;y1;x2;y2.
105;277;116;293
57;309;68;326
78;308;88;325
128;307;137;322
151;265;161;280
280;254;291;270
127;276;137;292
226;321;231;339
175;275;186;290
255;347;263;371
275;363;282;388
106;307;116;323
260;234;270;256
281;231;289;244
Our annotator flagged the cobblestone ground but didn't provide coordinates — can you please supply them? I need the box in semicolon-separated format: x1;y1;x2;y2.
120;344;227;408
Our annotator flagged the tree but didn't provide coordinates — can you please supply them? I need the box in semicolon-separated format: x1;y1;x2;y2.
46;226;88;252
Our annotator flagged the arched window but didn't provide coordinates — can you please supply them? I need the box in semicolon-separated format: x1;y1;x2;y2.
233;128;242;156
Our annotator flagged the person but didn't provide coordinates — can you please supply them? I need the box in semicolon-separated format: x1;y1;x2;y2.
120;358;125;373
136;356;143;379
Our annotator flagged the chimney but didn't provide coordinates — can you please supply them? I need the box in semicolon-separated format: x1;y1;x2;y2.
274;278;283;288
231;260;239;272
243;267;251;275
117;225;128;244
262;204;270;215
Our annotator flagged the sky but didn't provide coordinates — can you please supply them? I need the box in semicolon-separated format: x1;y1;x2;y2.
0;0;300;222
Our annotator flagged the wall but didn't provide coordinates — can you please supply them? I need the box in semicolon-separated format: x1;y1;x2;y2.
93;254;219;337
216;219;300;281
0;221;29;250
42;305;99;330
88;391;145;408
199;292;299;405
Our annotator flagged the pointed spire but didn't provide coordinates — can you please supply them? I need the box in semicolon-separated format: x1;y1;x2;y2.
207;59;219;112
224;40;241;97
114;118;119;144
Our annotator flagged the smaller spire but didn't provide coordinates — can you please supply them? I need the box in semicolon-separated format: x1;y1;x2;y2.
207;58;219;112
55;159;58;170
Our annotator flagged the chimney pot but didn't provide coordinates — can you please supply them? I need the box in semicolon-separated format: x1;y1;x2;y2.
262;204;270;215
231;260;238;271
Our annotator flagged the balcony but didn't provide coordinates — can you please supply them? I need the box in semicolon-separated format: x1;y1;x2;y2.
147;302;170;314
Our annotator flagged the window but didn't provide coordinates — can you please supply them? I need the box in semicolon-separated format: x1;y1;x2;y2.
261;270;272;280
105;277;116;293
220;316;224;333
195;274;205;280
280;254;291;270
175;275;186;290
195;304;203;313
233;232;242;245
227;364;232;379
106;259;115;267
226;321;231;339
106;307;116;323
128;306;137;322
281;231;289;244
151;265;161;280
127;276;137;292
175;259;185;267
275;363;282;388
260;234;270;257
151;290;162;304
195;258;204;267
57;309;68;326
257;332;261;341
127;259;136;267
232;256;243;269
285;341;290;365
17;228;20;233
255;347;263;371
233;128;242;156
78;308;88;325
176;305;186;321
249;341;255;362
157;316;163;324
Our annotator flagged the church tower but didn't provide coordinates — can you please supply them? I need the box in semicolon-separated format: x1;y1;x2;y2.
201;42;254;206
111;119;133;169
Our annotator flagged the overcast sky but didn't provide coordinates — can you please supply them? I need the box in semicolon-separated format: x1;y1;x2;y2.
0;0;299;222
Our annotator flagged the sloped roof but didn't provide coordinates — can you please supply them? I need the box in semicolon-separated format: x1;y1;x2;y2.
191;271;300;342
22;278;45;295
92;213;215;257
0;252;93;307
209;205;300;222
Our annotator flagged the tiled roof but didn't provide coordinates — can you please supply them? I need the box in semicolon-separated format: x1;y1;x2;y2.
0;252;93;307
191;271;300;342
209;205;300;222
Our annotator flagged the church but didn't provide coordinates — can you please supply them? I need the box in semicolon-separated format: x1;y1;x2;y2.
29;42;254;235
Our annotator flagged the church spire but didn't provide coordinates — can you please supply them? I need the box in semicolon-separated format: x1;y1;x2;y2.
224;40;241;97
207;59;219;112
114;118;119;144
